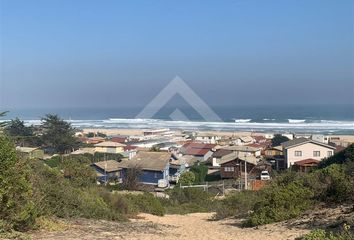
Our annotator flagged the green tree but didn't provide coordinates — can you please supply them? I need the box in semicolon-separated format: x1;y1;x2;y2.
61;156;96;187
190;164;208;184
41;114;78;154
0;111;8;132
271;134;289;146
5;118;33;137
0;135;36;231
179;171;195;185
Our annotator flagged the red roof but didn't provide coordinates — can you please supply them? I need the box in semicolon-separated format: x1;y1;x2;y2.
253;135;267;143
124;145;137;151
111;137;127;143
294;158;320;166
184;148;211;156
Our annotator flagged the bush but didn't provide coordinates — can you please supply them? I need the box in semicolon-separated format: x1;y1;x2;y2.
245;181;314;226
299;224;354;240
161;187;215;214
179;171;195;185
0;136;37;231
124;193;165;216
214;191;258;220
190;164;208;183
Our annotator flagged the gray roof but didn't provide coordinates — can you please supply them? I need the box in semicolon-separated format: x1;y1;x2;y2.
282;138;335;150
94;141;126;147
93;160;121;172
220;154;259;166
222;145;260;152
118;151;171;171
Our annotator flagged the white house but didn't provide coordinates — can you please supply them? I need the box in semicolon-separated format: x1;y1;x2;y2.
234;136;255;146
282;138;335;168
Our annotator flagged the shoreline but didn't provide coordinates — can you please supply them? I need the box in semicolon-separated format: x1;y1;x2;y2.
81;128;354;143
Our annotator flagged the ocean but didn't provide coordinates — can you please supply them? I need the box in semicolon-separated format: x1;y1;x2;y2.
2;105;354;134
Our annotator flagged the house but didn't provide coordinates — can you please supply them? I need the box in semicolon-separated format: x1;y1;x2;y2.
94;141;125;154
264;145;285;170
71;147;95;155
111;135;129;144
234;136;255;146
119;152;171;186
179;142;215;162
86;137;106;144
143;128;169;136
220;155;258;179
92;160;122;183
292;158;320;172
195;133;221;144
311;134;326;143
211;149;235;167
130;138;170;149
264;146;283;158
222;145;261;158
282;138;336;168
16;147;44;159
168;155;199;182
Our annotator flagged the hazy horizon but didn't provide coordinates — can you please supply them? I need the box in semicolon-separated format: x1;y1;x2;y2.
1;0;353;109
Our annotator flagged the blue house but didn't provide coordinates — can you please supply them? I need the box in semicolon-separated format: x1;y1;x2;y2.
92;160;122;183
119;151;171;186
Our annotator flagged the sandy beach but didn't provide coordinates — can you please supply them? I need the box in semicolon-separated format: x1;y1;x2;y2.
82;128;354;143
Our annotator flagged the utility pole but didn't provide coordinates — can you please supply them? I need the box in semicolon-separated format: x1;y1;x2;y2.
244;162;247;190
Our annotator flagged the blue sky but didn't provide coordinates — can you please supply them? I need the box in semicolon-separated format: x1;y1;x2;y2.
0;0;353;108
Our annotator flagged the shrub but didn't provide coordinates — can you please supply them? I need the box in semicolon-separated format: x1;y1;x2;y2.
161;187;215;214
299;224;354;240
124;193;165;216
0;136;37;231
214;191;258;220
179;171;195;185
245;181;314;226
190;164;208;183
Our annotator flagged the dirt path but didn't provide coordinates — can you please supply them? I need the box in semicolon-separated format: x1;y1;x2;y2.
30;213;310;240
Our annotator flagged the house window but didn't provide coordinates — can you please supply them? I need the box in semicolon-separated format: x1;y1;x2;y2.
224;166;235;172
295;151;302;157
154;172;159;178
327;151;333;157
313;151;320;157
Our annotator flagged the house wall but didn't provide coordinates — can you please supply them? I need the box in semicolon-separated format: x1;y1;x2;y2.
285;142;334;168
220;160;254;179
264;149;283;157
95;146;124;153
121;166;169;185
93;166;121;182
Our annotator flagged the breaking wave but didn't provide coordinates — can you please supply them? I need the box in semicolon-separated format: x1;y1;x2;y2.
21;118;354;134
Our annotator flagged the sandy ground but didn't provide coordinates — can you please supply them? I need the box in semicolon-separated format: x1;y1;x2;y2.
82;128;354;143
27;205;354;240
29;213;310;240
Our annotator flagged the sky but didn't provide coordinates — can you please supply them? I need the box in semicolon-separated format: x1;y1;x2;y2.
0;0;353;109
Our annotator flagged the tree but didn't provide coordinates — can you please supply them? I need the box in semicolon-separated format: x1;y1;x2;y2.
61;157;96;187
179;171;195;185
5;118;37;146
0;135;36;231
5;118;33;137
41;114;78;154
271;134;289;147
122;167;141;190
0;111;8;132
190;164;208;184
